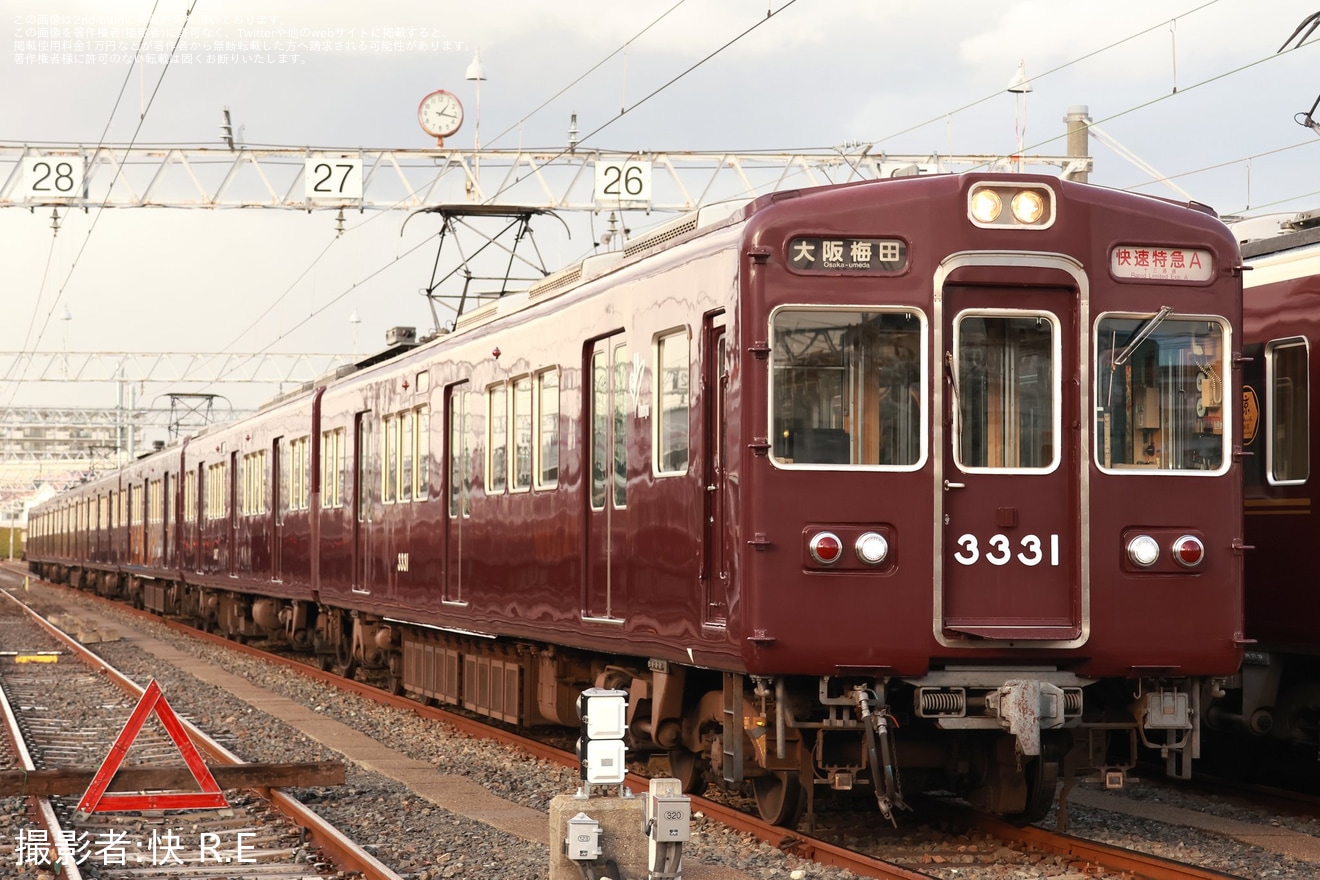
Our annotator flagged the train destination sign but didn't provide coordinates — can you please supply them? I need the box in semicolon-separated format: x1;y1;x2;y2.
789;237;907;273
1110;245;1213;282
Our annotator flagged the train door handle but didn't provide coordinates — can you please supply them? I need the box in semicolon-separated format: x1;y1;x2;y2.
943;480;965;490
706;484;717;492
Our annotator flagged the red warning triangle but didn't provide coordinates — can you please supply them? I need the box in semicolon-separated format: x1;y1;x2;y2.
76;679;229;814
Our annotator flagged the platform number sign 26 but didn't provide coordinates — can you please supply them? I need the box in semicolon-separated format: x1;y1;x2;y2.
593;159;652;206
304;158;364;200
21;156;85;199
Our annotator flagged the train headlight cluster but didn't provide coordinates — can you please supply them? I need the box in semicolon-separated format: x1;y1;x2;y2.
967;182;1055;229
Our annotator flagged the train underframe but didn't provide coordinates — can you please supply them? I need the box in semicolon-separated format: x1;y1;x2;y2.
36;561;1216;829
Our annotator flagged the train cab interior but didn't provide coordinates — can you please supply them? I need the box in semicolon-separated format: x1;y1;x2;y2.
1096;313;1228;472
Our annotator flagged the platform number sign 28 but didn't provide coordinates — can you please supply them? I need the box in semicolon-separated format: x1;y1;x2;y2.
21;156;84;199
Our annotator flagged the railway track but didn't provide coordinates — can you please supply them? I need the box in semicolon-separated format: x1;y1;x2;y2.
0;584;402;880
5;565;1315;880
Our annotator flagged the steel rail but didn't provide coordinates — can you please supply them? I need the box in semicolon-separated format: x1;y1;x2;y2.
0;640;85;880
0;584;405;880
921;797;1243;880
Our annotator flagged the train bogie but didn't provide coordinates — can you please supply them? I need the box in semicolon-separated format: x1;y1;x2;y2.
27;172;1246;827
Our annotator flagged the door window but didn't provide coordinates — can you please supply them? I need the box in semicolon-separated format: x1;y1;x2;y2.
954;312;1057;471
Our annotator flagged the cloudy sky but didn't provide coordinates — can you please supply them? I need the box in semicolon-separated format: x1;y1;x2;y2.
3;0;1319;414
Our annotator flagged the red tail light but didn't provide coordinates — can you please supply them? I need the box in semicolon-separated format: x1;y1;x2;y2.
809;532;843;565
1172;535;1205;568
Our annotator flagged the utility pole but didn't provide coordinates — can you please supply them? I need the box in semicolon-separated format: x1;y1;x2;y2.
1064;105;1091;183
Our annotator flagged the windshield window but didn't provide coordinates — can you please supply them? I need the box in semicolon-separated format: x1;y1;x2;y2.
771;308;924;468
1096;314;1228;472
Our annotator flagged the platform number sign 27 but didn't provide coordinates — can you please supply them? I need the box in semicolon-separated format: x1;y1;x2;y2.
304;158;364;200
20;156;85;199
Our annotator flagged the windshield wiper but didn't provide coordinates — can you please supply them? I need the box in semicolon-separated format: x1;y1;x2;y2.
1112;306;1172;366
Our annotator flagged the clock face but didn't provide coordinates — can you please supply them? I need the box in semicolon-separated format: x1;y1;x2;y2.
418;90;463;138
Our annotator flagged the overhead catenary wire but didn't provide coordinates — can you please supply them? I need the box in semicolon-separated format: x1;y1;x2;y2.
188;0;804;391
16;0;1319;416
2;0;201;414
202;0;1308;380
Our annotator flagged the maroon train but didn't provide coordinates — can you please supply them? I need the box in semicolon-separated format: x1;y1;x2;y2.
1204;214;1320;758
26;172;1247;827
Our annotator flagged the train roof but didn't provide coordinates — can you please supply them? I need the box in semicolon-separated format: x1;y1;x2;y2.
1232;209;1320;259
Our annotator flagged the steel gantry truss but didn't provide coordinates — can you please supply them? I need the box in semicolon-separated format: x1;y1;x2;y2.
0;351;345;462
0;350;353;386
0;144;1091;212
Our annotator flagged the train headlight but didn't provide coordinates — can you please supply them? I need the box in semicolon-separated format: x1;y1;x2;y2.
855;532;889;565
968;183;1055;228
1126;534;1160;568
1172;535;1205;568
809;532;843;565
969;188;1003;224
1011;190;1045;224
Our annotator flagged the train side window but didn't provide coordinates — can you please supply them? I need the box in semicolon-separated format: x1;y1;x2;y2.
1267;337;1309;484
320;428;344;508
242;450;267;516
183;469;196;524
536;368;560;489
206;461;228;519
289;436;310;510
415;405;429;501
487;382;508;494
511;376;533;491
382;415;397;504
770;308;925;469
400;409;415;502
655;329;690;475
613;342;629;508
448;384;472;517
1095;313;1228;473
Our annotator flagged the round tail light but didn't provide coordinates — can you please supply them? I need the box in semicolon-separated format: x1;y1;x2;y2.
1172;535;1205;568
1126;534;1160;568
855;532;889;565
809;532;843;565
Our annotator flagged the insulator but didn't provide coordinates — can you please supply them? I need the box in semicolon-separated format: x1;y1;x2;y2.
919;690;965;714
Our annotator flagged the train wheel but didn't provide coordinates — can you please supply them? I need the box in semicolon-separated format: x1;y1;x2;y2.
667;749;706;795
1274;683;1320;746
752;771;805;827
1004;754;1059;825
331;640;357;679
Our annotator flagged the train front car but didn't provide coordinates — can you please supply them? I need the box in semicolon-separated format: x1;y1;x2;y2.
727;173;1244;824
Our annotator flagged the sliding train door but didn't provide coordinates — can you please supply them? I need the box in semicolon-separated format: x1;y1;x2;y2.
937;272;1083;644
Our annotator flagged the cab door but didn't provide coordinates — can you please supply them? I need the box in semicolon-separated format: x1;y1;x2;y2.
939;280;1082;642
